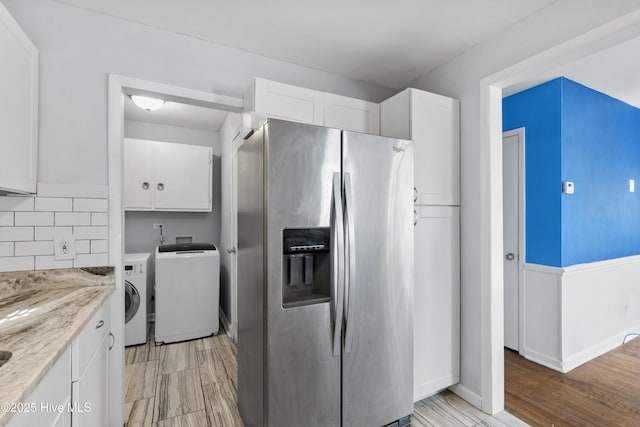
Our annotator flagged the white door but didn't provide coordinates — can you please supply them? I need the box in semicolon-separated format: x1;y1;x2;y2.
503;129;524;351
154;142;212;210
230;134;242;340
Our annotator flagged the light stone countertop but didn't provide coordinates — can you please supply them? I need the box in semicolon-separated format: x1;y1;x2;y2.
0;268;115;427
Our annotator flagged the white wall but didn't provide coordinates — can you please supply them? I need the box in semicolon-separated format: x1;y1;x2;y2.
124;120;222;154
3;0;394;188
411;0;640;402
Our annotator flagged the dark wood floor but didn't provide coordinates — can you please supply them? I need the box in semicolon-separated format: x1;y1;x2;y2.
505;337;640;426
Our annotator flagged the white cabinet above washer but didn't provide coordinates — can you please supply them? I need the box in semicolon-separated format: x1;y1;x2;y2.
124;138;213;212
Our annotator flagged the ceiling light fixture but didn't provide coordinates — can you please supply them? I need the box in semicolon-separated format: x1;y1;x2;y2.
130;95;165;112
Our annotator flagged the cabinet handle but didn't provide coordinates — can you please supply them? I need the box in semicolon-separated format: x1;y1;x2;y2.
414;187;418;203
227;247;236;254
95;320;104;329
157;183;165;191
108;332;115;350
142;182;150;190
414;209;418;226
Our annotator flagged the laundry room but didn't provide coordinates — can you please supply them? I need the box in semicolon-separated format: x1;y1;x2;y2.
122;93;225;347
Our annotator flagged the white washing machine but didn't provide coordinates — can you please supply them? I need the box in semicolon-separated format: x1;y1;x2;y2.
155;243;219;344
124;253;151;346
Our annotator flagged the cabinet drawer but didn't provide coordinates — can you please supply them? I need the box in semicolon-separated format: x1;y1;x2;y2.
72;298;110;380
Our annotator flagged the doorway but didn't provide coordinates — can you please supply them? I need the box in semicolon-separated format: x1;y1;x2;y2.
502;128;524;352
480;14;640;415
107;74;243;421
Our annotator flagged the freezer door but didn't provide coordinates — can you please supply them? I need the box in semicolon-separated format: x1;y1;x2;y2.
265;120;342;427
342;131;414;426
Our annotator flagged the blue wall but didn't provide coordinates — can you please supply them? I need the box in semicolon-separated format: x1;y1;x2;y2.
503;79;563;266
503;77;640;267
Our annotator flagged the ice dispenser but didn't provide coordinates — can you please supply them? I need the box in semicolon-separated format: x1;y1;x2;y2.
282;228;331;308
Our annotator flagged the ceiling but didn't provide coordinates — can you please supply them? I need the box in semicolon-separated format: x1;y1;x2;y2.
123;95;228;131
54;0;556;89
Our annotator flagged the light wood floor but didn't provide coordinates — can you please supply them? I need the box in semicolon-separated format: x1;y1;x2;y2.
124;323;519;427
505;337;640;426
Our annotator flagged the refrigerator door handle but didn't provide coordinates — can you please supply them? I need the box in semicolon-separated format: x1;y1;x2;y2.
331;172;345;357
344;172;356;353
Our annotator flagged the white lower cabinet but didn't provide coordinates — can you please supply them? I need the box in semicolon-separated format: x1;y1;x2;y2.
413;206;460;401
71;296;111;427
72;333;109;426
7;348;71;427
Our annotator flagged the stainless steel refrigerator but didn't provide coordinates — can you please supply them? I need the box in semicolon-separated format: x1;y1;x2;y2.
237;118;414;427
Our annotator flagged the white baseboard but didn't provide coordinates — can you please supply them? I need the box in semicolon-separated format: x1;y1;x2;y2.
448;383;482;410
562;324;640;372
414;374;457;402
521;347;563;372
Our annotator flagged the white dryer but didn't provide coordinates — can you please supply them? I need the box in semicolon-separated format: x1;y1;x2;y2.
124;253;151;346
155;243;220;344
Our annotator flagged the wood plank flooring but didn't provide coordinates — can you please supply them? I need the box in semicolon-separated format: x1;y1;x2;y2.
125;323;518;426
505;337;640;426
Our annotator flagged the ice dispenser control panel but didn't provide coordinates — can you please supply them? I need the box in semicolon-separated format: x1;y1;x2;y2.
282;228;331;309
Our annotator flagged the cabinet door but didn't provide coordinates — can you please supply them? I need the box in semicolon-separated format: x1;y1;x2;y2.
411;90;460;205
123;139;154;210
413;206;460;401
323;93;380;134
7;348;71;427
251;78;324;125
0;3;38;194
154;142;212;211
72;333;109;427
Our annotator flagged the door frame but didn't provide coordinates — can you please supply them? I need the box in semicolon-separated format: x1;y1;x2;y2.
107;74;242;423
502;128;525;353
479;11;640;414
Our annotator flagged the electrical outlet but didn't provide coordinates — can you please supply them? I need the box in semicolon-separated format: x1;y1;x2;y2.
53;233;76;260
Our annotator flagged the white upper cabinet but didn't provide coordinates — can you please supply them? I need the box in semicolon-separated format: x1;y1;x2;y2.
246;78;324;125
323;93;379;134
0;3;38;194
245;78;380;134
124;138;212;212
154;142;212;211
381;88;460;205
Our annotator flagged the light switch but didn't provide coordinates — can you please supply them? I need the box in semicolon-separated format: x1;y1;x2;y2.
562;181;574;194
630;179;635;193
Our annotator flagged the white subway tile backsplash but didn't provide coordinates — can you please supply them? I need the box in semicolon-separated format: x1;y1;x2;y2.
0;227;34;242
15;241;54;256
90;240;108;254
35;226;73;241
0;242;13;257
55;212;91;226
73;226;108;240
0;193;110;272
0;212;13;226
73;198;108;212
35;197;73;212
35;256;73;270
0;196;34;212
91;212;109;226
0;256;34;272
76;240;90;254
74;253;109;268
15;212;54;226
